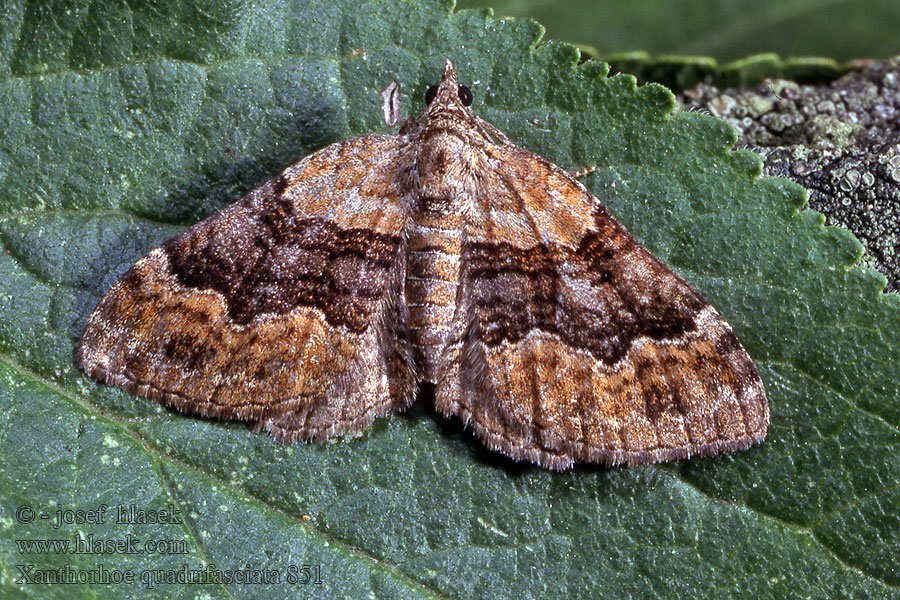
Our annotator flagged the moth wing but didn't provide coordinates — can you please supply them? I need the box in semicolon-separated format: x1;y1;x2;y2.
436;144;768;469
79;135;420;441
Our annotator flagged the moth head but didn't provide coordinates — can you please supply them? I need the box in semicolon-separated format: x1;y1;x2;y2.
424;59;473;121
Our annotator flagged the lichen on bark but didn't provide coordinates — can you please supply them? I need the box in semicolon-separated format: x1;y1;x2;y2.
680;57;900;293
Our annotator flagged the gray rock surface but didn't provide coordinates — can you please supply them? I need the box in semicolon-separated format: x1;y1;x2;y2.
681;57;900;293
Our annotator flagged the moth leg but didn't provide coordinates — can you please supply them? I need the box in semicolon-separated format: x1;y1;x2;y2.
567;166;597;178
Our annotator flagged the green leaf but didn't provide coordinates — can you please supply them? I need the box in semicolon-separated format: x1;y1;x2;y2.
1;2;898;599
603;52;850;92
456;0;900;63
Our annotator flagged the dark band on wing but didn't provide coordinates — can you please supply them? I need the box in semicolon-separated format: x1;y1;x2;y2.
164;216;402;330
462;216;706;365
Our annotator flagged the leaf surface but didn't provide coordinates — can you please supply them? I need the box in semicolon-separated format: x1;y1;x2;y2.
1;1;898;598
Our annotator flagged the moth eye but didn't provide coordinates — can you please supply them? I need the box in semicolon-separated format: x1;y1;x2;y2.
457;84;473;106
425;84;438;105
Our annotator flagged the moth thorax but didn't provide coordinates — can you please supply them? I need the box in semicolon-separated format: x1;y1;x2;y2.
416;129;477;200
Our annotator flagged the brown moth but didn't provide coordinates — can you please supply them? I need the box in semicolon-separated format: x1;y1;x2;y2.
79;60;768;470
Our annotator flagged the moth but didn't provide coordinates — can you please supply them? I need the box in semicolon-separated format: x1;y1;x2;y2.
79;60;768;470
